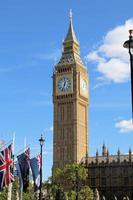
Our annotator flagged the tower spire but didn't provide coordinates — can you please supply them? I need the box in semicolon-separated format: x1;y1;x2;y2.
63;10;80;55
64;9;78;44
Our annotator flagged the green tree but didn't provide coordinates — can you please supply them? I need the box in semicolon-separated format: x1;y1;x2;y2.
63;164;88;191
78;186;94;200
51;164;94;200
52;167;63;186
52;168;64;199
22;183;36;200
11;177;19;200
0;188;8;200
67;190;76;200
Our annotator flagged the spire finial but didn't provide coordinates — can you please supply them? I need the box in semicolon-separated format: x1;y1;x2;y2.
69;9;73;22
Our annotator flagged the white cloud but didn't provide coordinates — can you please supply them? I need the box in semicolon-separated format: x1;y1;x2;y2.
44;126;53;133
92;80;110;90
86;51;105;63
86;18;133;83
115;119;133;133
49;126;53;132
97;58;129;83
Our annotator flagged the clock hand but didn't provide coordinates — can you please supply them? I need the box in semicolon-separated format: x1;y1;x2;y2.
62;81;66;90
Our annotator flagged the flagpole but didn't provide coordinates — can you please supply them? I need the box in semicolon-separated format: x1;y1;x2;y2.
7;132;15;200
20;136;27;200
24;136;27;151
15;144;30;158
0;139;12;151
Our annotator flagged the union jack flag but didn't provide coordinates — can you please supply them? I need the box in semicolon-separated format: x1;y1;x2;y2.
0;144;14;190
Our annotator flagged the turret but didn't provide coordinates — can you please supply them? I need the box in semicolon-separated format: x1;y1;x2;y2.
107;149;109;163
96;149;99;164
102;143;107;157
117;148;120;163
129;147;132;163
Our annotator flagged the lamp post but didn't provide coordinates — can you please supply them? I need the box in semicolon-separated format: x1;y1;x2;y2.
123;30;133;121
39;134;45;200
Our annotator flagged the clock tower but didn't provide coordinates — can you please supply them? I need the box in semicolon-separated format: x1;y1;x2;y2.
53;11;89;169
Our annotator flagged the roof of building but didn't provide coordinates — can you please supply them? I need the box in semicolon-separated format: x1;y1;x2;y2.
81;154;133;165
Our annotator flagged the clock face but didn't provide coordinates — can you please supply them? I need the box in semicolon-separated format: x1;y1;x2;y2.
81;79;87;92
58;76;72;92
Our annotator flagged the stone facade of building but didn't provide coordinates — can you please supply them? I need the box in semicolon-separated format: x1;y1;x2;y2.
81;145;133;200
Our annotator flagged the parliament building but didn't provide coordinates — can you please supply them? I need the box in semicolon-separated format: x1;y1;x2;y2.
52;12;133;200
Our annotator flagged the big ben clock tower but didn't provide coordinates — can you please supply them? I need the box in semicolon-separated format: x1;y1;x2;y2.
53;11;89;169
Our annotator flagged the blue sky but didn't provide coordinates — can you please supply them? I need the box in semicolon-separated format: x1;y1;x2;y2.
0;0;133;179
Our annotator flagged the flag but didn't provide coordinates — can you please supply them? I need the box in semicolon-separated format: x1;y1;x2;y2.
30;154;41;192
16;161;23;194
0;144;14;190
17;148;30;192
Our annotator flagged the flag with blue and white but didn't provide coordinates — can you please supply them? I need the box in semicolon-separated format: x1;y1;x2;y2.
30;154;41;192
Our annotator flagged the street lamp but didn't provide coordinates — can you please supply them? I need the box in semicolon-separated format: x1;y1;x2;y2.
123;30;133;121
39;134;45;200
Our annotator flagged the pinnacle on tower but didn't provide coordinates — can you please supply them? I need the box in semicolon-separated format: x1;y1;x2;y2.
129;147;132;154
102;143;107;157
117;148;120;156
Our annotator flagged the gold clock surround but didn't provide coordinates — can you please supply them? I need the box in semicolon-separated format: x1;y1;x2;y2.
56;73;73;95
80;76;88;97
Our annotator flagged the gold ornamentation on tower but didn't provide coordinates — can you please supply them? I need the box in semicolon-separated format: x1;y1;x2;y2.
53;11;89;169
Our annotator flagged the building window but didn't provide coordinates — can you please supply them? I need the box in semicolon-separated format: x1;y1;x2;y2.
112;167;118;176
91;178;95;186
67;104;71;120
123;167;128;175
62;106;64;121
91;169;95;176
63;128;65;140
101;168;105;176
60;147;64;161
112;177;117;186
57;147;60;160
124;177;129;185
101;178;106;186
59;105;65;121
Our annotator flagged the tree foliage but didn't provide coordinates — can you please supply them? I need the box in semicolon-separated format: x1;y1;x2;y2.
78;186;94;200
0;179;37;200
0;188;8;200
22;183;36;200
51;164;94;200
